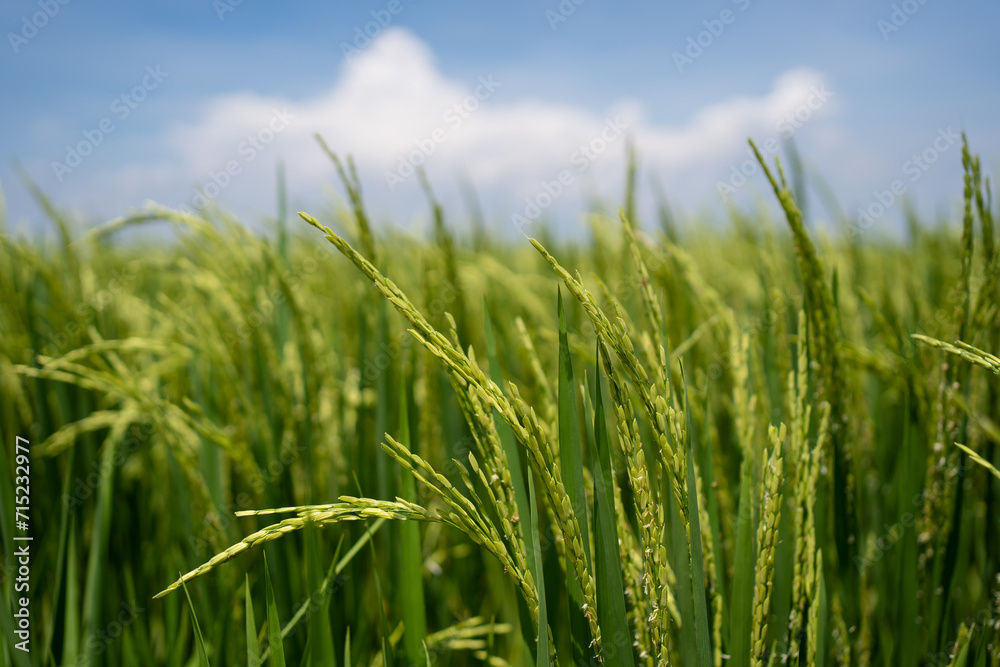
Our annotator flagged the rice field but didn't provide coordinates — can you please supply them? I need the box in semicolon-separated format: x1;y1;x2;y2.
1;138;999;666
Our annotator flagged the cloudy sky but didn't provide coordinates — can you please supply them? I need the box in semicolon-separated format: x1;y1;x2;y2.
2;1;998;237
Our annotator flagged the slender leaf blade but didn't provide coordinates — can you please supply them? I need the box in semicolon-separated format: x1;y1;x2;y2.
558;288;593;663
731;461;755;667
264;554;287;667
305;527;335;667
181;578;211;667
398;372;428;665
683;370;713;666
592;346;635;667
246;575;260;667
485;301;547;666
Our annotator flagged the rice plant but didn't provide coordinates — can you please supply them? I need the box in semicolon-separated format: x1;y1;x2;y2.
1;135;999;666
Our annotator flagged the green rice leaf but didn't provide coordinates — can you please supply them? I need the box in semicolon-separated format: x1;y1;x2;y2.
264;554;287;667
812;551;827;667
374;298;392;501
367;534;395;667
701;391;729;651
398;372;428;665
485;300;547;665
41;440;75;662
973;626;989;667
305;527;335;667
259;520;382;663
558;288;590;564
526;472;549;667
558;288;593;662
62;518;80;667
731;460;755;667
181;578;211;667
246;575;260;667
897;393;918;667
683;369;713;666
81;414;131;667
592;345;635;667
669;478;696;667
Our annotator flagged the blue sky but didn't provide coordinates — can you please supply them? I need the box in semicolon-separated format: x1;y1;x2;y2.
2;0;998;238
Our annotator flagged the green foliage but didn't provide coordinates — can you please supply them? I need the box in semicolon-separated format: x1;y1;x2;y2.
1;138;999;667
264;554;287;667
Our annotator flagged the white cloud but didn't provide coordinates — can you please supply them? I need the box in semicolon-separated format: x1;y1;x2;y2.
80;27;837;230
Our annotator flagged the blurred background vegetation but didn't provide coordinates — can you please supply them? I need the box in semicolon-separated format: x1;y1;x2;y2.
1;141;999;666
